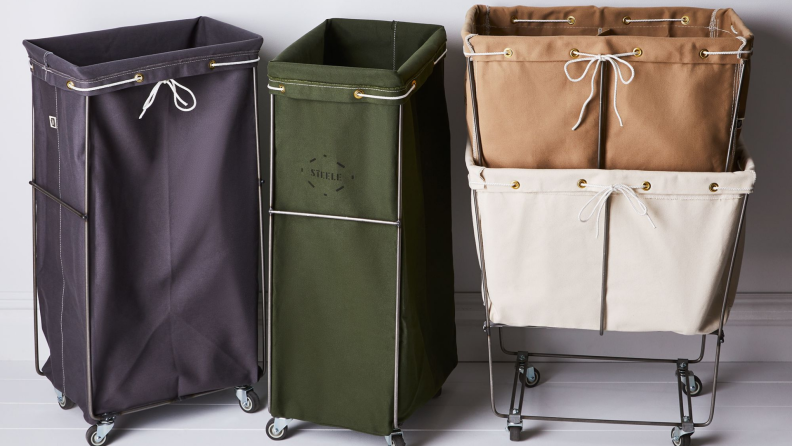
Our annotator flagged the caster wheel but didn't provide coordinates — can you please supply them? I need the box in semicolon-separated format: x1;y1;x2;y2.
433;387;442;398
86;425;109;446
524;368;540;388
671;428;692;446
239;390;261;413
682;375;703;397
58;394;76;410
266;418;288;441
508;425;521;441
392;435;406;446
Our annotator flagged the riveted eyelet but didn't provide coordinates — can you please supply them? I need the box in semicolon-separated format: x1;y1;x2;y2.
642;181;651;191
278;84;285;93
570;48;580;59
681;16;690;25
209;60;216;69
699;49;709;59
567;16;576;25
504;48;514;58
353;90;365;99
623;16;631;25
709;183;719;192
511;181;520;190
66;80;75;90
134;73;144;83
511;16;517;24
577;179;587;189
633;47;643;57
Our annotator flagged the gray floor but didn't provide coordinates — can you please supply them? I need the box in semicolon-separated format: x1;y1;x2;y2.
1;360;790;445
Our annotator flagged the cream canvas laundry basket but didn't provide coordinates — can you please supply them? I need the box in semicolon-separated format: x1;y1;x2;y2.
463;5;753;172
467;140;755;336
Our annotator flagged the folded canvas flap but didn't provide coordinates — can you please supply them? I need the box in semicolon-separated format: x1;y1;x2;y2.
24;17;263;96
267;19;446;104
467;141;756;196
463;6;753;63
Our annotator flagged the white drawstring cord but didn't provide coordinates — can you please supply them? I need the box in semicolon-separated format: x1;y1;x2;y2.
434;49;448;65
513;19;569;23
355;82;416;100
67;73;143;92
463;34;510;57
624;18;685;23
565;51;637;130
578;183;656;238
267;84;285;92
139;79;196;119
210;57;260;67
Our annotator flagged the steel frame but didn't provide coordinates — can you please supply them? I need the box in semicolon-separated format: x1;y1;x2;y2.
265;95;406;437
30;67;265;429
466;53;751;441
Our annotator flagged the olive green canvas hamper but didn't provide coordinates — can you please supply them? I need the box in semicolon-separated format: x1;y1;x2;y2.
264;19;456;445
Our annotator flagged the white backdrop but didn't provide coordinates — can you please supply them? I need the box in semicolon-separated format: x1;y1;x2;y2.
2;0;791;361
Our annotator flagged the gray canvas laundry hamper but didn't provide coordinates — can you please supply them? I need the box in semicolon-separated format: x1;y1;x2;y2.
23;17;265;445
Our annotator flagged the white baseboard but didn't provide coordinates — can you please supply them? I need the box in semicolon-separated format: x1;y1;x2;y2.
455;292;792;362
2;292;791;361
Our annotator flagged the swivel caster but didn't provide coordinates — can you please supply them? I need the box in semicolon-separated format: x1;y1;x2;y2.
385;430;406;446
86;420;114;446
267;418;291;441
682;375;703;397
508;425;522;441
55;388;75;410
671;427;692;446
523;367;540;388
235;386;260;413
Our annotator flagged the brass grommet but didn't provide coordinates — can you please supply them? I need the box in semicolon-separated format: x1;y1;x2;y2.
642;181;651;191
411;80;417;87
633;47;643;57
623;16;631;25
681;15;690;25
511;16;517;24
353;89;365;99
134;73;144;83
699;49;709;59
511;181;520;190
209;60;216;69
504;48;514;58
278;84;285;93
577;179;587;189
567;16;576;25
709;183;719;192
66;80;75;90
570;48;580;59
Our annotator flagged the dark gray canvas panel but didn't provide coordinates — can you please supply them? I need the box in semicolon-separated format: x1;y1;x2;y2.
26;17;262;424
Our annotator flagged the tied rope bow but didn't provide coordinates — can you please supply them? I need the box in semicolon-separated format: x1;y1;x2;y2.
565;51;637;130
578;183;656;238
139;79;196;119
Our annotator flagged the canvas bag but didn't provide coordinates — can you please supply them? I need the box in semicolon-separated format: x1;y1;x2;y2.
267;18;457;437
463;6;753;172
24;17;263;422
467;140;755;335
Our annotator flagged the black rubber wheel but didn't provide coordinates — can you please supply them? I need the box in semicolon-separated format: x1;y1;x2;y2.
239;390;261;413
58;394;76;410
524;368;541;388
682;375;703;397
266;418;288;441
509;425;521;441
433;387;442;398
85;425;109;446
392;434;406;446
671;428;692;446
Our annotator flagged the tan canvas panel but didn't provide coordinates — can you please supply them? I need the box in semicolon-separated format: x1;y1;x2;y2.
463;5;753;172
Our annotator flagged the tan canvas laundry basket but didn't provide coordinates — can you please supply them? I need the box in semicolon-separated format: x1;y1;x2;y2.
463;5;753;172
467;139;755;336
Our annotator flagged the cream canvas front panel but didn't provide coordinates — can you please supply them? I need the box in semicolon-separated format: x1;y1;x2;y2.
469;143;755;335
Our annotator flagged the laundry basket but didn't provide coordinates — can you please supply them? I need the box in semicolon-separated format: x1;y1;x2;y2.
467;140;755;335
265;19;456;444
463;6;753;171
25;17;263;444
